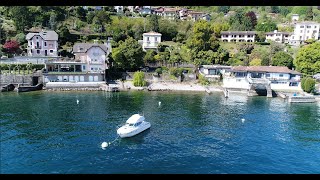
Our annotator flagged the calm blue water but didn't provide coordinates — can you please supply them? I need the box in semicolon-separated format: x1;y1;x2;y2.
1;91;320;174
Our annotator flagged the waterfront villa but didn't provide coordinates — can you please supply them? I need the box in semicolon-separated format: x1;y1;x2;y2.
199;65;231;80
223;66;302;91
26;30;59;57
139;31;162;52
221;31;256;42
43;40;111;83
265;30;291;44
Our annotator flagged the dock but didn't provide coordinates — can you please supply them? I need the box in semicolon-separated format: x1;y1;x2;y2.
288;95;316;103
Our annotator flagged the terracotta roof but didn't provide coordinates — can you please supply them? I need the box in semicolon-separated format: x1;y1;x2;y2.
231;66;301;74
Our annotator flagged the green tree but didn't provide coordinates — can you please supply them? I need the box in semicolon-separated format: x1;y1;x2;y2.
112;37;145;71
249;58;262;66
186;20;218;53
9;6;32;32
143;50;157;64
305;6;313;21
217;6;230;14
148;14;159;32
133;71;147;87
76;6;87;21
294;41;320;75
272;51;294;69
301;77;316;93
292;6;308;15
14;33;26;45
255;20;277;32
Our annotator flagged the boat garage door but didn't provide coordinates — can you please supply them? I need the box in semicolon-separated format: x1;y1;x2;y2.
94;76;99;81
89;76;94;82
80;76;85;82
74;76;79;82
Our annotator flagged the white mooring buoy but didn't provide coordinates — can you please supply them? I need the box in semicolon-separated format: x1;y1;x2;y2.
158;101;161;106
241;118;245;123
77;99;79;104
101;142;108;149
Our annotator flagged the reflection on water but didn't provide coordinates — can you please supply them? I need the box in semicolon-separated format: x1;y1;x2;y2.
1;91;320;174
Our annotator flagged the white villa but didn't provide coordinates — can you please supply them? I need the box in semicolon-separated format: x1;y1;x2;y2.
289;21;320;45
26;30;59;57
291;14;299;22
223;66;302;91
265;30;291;44
43;40;112;83
140;31;162;51
221;31;256;42
199;65;231;80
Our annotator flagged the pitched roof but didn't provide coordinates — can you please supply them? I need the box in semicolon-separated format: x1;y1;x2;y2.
72;43;108;53
26;30;58;41
231;66;301;74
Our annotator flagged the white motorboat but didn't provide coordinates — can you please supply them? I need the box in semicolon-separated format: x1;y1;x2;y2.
117;114;151;138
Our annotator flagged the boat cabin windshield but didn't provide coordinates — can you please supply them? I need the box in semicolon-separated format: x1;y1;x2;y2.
126;123;135;127
126;121;142;127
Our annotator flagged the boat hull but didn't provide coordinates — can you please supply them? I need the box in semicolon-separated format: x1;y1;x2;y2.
117;122;151;138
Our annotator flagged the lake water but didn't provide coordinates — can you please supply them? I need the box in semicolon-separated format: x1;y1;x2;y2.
1;91;320;174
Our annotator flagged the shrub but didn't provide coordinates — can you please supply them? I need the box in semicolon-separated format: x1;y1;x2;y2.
133;71;147;87
199;74;210;86
155;67;162;76
301;77;315;93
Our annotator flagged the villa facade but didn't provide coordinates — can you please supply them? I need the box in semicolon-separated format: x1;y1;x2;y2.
265;30;291;44
140;31;162;51
221;31;256;42
223;66;302;91
43;40;112;83
26;30;59;57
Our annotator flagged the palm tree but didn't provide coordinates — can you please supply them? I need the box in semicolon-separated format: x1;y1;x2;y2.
7;64;12;74
26;63;32;74
16;64;21;74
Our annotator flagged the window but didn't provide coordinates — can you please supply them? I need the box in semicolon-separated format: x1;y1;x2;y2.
315;26;317;29
30;42;32;46
300;26;304;28
36;37;38;39
50;50;53;53
91;68;93;70
155;37;157;41
266;74;270;78
307;26;311;28
37;50;40;54
300;30;303;33
307;30;309;33
147;37;150;41
83;65;86;70
279;74;283;77
44;42;47;46
31;49;33;53
306;36;309;39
